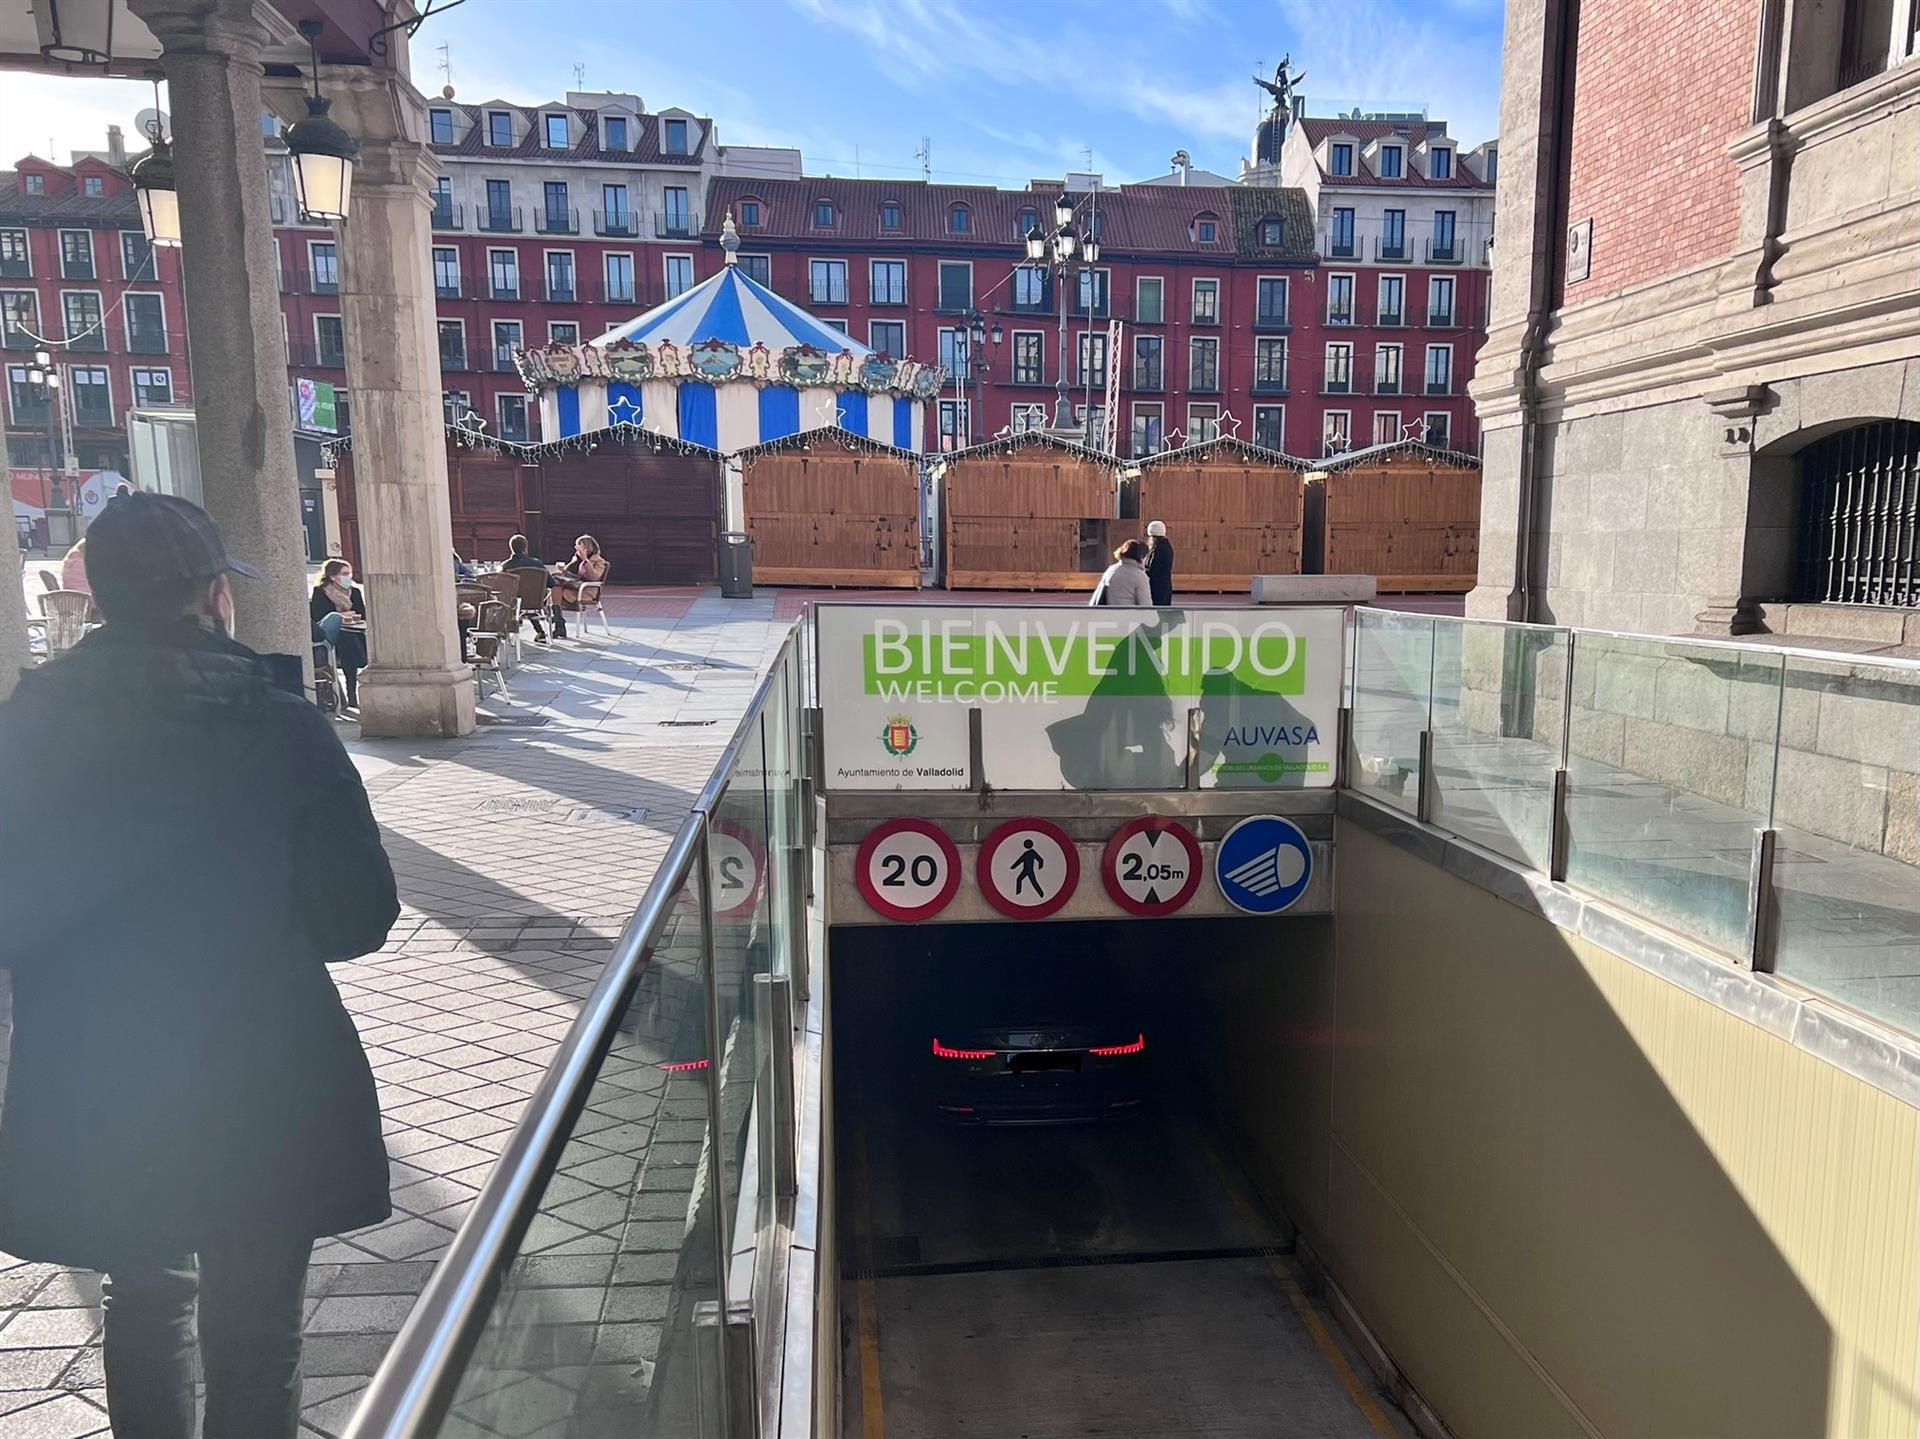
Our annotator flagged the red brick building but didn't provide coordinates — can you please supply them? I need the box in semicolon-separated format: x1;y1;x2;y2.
1;146;191;488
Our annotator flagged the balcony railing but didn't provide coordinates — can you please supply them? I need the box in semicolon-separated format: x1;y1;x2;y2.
1254;310;1291;332
286;340;345;370
593;209;636;237
593;280;639;306
1130;367;1163;393
1427;308;1455;328
2;329;36;351
654;211;694;239
1252;376;1289;395
126;329;169;355
489;283;521;301
1425;376;1452;396
535;207;579;236
1375;376;1403;396
492;345;521;372
1322;374;1354;395
1374;236;1409;262
1425;238;1461;265
1328;237;1357;259
478;207;523;234
439;348;469;371
63;328;105;353
0;257;29;279
73;403;114;430
546;284;577;303
310;269;339;295
431;201;465;231
1326;308;1355;327
1377;308;1405;327
435;279;462;299
1188;372;1220;394
61;261;95;281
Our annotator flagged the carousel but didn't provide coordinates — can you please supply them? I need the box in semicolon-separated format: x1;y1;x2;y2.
515;213;944;455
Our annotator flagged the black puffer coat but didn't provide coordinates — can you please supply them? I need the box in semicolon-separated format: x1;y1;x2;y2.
0;620;397;1269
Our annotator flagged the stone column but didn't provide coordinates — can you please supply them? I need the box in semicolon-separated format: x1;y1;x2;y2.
129;0;311;662
0;424;30;702
1465;0;1572;622
266;67;473;737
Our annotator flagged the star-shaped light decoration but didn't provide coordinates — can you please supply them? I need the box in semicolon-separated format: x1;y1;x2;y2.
607;394;643;427
1163;427;1185;449
1220;410;1243;440
1399;418;1428;443
808;395;849;431
451;408;489;446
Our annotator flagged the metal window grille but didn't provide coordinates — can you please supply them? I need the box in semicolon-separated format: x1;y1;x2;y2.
1798;421;1920;606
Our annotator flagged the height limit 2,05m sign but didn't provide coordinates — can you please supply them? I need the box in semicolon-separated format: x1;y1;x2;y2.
816;606;1343;792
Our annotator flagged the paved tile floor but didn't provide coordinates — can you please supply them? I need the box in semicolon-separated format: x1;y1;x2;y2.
0;586;794;1437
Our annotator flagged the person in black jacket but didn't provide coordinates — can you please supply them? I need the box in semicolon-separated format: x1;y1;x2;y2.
502;533;564;641
0;493;398;1439
1145;519;1175;606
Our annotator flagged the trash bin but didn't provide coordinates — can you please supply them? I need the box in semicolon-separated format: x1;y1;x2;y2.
718;531;753;598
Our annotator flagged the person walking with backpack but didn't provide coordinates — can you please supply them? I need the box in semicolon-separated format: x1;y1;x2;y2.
0;493;398;1439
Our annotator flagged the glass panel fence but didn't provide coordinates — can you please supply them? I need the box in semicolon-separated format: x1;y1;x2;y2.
435;840;722;1438
1428;618;1568;871
1349;609;1435;814
1770;656;1920;1034
1562;632;1783;957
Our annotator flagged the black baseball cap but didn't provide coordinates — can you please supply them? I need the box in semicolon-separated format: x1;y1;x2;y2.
85;491;262;594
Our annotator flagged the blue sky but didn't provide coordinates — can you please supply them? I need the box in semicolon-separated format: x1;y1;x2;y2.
11;0;1505;183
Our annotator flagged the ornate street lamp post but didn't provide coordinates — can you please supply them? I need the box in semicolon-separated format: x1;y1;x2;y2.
1028;194;1099;437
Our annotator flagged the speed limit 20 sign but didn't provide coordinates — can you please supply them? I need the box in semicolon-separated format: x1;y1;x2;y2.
855;818;962;922
1100;817;1203;918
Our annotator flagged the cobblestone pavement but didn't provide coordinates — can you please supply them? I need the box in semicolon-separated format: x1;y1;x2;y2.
0;587;793;1437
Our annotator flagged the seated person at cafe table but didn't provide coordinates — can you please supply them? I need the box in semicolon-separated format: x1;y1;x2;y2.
552;535;609;621
309;559;368;708
502;534;564;641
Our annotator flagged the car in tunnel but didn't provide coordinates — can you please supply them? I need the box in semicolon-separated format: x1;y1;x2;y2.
927;962;1148;1125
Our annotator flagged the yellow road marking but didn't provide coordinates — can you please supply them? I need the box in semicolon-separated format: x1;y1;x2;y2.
1203;1140;1401;1439
852;1126;886;1439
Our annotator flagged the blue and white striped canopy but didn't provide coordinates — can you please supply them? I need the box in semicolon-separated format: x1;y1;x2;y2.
593;266;873;357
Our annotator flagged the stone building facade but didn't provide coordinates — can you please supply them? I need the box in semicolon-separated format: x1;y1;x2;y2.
1470;0;1920;640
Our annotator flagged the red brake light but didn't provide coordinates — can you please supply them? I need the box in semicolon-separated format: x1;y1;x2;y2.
659;1058;710;1072
1090;1034;1146;1057
932;1038;997;1060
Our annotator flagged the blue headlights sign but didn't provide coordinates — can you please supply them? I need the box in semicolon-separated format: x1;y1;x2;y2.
1215;815;1313;915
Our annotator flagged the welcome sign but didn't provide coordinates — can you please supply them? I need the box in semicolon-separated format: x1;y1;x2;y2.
816;606;1344;792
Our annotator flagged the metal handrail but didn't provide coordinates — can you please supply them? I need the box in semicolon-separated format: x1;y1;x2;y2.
344;622;803;1439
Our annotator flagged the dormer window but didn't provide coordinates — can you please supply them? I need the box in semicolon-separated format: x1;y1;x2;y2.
1430;147;1453;180
544;114;569;148
487;111;512;147
1330;142;1354;177
881;201;902;230
814;198;837;229
1484;149;1498;182
1192;212;1220;244
429;109;455;145
603;115;627;150
739;198;762;227
23;175;42;195
948;204;971;235
1379;145;1403;178
663;118;689;154
1260;217;1284;247
1018;207;1037;236
83;176;103;197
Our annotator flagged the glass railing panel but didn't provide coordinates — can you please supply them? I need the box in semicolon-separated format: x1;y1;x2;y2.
1348;609;1435;814
436;847;721;1436
709;715;776;1264
761;648;801;984
1770;655;1920;1033
1563;633;1782;956
1428;618;1568;870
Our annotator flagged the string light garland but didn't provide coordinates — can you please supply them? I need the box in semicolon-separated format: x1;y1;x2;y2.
940;426;1121;466
1133;432;1304;469
321;417;728;468
1315;437;1483;471
732;424;920;464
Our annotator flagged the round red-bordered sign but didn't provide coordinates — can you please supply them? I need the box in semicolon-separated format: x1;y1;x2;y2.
855;818;963;923
1100;816;1203;918
977;817;1080;920
709;818;766;920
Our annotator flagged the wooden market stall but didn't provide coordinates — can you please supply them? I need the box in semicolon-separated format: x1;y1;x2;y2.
1319;441;1483;592
939;432;1120;591
329;425;726;585
1134;437;1306;591
736;429;921;588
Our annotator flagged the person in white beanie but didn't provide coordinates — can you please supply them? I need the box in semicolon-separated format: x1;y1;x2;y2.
1144;519;1175;606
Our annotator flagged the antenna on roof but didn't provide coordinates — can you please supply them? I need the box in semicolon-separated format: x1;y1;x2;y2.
437;42;453;99
573;62;586;89
916;136;930;182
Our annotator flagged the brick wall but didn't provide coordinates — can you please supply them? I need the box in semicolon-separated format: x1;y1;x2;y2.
1559;0;1760;305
